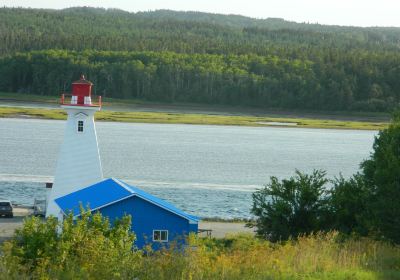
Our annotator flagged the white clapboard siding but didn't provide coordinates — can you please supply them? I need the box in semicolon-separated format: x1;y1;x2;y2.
46;105;102;217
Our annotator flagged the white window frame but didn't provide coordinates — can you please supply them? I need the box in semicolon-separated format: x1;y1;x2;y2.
153;229;168;242
77;120;84;133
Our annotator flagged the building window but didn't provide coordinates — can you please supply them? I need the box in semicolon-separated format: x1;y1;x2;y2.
153;230;168;242
77;120;84;133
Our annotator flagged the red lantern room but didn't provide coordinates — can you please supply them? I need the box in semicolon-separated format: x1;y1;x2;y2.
61;74;101;107
72;74;92;105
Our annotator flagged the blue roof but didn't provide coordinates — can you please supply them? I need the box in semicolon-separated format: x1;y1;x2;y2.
54;178;199;222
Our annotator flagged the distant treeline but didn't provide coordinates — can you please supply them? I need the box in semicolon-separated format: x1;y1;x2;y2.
1;50;400;111
1;7;400;111
1;7;400;56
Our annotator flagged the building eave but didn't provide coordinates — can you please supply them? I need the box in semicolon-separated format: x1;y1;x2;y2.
114;178;200;223
57;193;136;218
55;178;200;223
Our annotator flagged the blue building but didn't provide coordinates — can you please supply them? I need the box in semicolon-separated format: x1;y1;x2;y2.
54;178;199;249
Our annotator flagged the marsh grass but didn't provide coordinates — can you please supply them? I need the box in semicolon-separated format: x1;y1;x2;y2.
0;106;387;130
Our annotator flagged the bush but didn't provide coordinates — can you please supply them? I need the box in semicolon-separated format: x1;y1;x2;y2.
329;174;371;236
1;216;400;279
249;170;329;241
1;210;141;279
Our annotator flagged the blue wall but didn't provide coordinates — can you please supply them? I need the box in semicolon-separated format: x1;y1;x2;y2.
98;196;198;249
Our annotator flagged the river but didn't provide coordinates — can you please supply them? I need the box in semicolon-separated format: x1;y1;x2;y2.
0;118;376;219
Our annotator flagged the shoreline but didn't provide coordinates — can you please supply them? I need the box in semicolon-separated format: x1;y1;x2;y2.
0;106;387;130
0;92;391;121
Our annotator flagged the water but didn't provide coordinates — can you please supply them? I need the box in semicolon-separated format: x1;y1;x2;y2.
0;118;376;219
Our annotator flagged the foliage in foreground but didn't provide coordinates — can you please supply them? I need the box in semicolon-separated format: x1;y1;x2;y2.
1;213;400;280
361;111;400;244
250;170;329;241
250;111;400;244
249;170;371;242
0;211;140;279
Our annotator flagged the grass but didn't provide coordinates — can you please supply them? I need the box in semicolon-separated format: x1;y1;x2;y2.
177;232;400;280
2;229;400;279
2;213;400;280
0;91;390;129
0;106;388;130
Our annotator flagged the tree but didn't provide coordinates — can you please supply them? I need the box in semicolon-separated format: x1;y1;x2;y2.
249;170;329;241
361;112;400;243
329;174;370;236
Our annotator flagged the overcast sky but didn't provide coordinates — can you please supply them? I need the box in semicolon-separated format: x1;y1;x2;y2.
1;0;399;27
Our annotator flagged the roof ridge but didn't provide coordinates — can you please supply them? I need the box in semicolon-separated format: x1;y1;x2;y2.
112;177;134;194
59;177;200;222
116;179;199;222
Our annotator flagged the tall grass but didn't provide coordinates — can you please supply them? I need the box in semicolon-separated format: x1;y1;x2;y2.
1;227;399;279
136;232;400;280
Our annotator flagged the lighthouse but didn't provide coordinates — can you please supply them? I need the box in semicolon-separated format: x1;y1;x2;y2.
46;75;103;217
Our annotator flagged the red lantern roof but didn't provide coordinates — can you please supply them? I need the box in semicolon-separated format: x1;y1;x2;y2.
72;74;93;85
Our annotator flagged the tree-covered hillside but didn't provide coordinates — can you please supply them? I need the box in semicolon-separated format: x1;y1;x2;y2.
2;7;400;55
1;7;400;111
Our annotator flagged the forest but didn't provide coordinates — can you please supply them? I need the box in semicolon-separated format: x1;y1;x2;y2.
1;7;400;111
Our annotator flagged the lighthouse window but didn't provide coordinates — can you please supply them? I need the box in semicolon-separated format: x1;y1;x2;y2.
77;120;84;132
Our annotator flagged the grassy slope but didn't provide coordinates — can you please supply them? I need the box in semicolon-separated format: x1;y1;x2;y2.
0;92;388;130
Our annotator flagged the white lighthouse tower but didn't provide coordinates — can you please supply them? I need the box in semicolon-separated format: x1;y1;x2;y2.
46;75;103;217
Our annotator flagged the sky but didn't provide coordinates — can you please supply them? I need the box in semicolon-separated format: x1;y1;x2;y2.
1;0;399;27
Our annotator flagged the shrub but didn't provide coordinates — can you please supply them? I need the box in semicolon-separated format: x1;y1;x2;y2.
329;174;371;236
249;170;329;241
1;210;141;279
2;219;400;279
